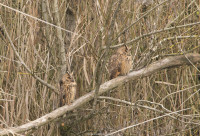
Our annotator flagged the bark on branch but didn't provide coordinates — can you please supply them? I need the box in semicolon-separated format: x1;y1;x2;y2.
0;53;200;135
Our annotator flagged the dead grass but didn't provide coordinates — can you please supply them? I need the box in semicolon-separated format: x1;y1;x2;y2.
1;0;200;135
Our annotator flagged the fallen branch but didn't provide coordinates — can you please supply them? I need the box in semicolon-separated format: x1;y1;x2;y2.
0;53;200;135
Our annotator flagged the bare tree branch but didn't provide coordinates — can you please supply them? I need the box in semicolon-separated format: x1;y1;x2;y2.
93;0;123;110
98;96;200;125
53;0;67;77
0;2;74;35
106;108;192;136
107;21;200;49
0;16;59;94
113;0;168;42
0;53;200;135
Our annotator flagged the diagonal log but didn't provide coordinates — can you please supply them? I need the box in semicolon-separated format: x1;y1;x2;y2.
0;53;200;135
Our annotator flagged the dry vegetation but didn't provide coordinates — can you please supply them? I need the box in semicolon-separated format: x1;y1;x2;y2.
1;0;200;135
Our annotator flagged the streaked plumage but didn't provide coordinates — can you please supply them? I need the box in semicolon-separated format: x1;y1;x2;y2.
108;46;133;79
60;72;77;106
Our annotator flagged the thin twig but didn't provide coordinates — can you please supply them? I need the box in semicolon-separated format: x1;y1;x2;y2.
92;0;123;110
98;96;199;125
0;16;59;94
0;3;74;34
105;108;192;136
113;0;168;42
0;53;200;135
159;35;200;44
158;84;200;105
107;21;200;49
0;2;90;44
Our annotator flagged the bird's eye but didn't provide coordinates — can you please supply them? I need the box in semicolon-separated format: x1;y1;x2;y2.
59;80;63;85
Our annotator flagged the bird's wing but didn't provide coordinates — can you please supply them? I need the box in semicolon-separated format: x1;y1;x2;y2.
108;54;122;79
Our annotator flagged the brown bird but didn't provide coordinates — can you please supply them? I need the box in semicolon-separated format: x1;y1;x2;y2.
60;72;77;106
108;45;133;79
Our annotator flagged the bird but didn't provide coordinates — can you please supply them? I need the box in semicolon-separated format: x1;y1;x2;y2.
108;45;133;79
59;72;77;106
